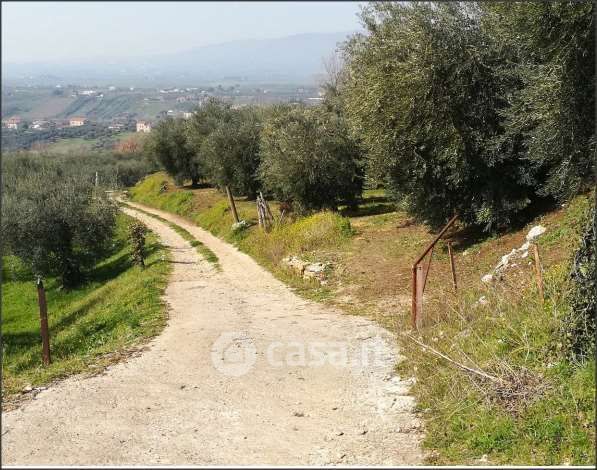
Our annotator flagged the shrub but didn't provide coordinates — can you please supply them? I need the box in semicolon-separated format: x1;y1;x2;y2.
259;105;363;213
563;202;596;362
129;221;148;268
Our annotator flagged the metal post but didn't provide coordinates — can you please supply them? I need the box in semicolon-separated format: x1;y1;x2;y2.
532;244;544;304
36;277;51;366
447;240;458;292
415;265;424;329
422;245;434;292
410;214;459;328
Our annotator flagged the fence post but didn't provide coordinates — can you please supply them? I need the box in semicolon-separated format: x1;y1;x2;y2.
415;265;424;329
447;240;458;293
532;243;545;304
36;277;51;366
225;185;240;224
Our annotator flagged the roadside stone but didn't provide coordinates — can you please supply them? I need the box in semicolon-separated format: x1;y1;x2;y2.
282;256;330;282
526;225;546;241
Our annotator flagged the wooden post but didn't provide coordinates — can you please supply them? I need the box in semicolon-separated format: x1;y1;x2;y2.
411;266;417;329
261;192;274;222
415;265;424;329
447;240;458;292
256;197;263;229
225;185;240;224
36;278;51;366
532;244;544;304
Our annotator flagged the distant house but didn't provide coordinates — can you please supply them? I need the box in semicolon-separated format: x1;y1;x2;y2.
4;116;22;129
182;112;194;119
31;120;50;130
136;120;152;133
69;117;88;127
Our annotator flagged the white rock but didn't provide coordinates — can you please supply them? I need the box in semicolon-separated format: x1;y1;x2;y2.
231;220;250;232
481;274;493;283
478;296;488;305
526;225;546;241
520;241;530;251
283;256;308;274
304;262;327;274
520;251;529;258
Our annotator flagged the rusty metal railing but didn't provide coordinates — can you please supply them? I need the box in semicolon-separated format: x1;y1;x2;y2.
411;214;458;329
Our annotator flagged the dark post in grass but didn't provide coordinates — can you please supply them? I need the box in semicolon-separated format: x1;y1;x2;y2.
36;277;51;366
225;185;240;224
447;240;458;293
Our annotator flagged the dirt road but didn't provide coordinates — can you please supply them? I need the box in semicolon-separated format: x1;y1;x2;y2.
1;202;423;465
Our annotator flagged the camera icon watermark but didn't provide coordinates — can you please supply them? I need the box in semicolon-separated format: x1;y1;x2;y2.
210;331;257;377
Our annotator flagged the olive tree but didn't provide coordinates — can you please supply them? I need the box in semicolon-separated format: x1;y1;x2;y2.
1;155;117;288
144;117;199;186
341;2;539;231
200;106;262;199
259;105;363;213
482;1;595;202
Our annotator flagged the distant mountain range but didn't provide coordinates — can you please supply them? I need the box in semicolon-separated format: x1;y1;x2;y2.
2;32;354;86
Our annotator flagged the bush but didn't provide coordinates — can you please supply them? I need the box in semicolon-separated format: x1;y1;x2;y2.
259;105;363;213
1;154;117;287
563;202;596;362
129;221;148;268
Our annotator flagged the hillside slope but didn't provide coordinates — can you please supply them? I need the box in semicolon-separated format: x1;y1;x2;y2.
129;172;595;465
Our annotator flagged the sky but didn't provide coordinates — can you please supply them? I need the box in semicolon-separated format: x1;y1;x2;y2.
2;1;364;64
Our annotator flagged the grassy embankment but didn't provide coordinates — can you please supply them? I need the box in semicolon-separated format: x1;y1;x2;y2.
1;213;171;404
129;172;595;465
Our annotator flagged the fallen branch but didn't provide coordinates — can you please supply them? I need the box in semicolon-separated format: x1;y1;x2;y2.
405;334;504;384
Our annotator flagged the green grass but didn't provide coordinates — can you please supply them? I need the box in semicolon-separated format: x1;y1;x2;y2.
395;199;595;465
1;213;171;400
120;201;220;268
129;175;195;216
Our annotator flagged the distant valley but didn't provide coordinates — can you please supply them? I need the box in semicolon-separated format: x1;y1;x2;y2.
2;32;354;87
